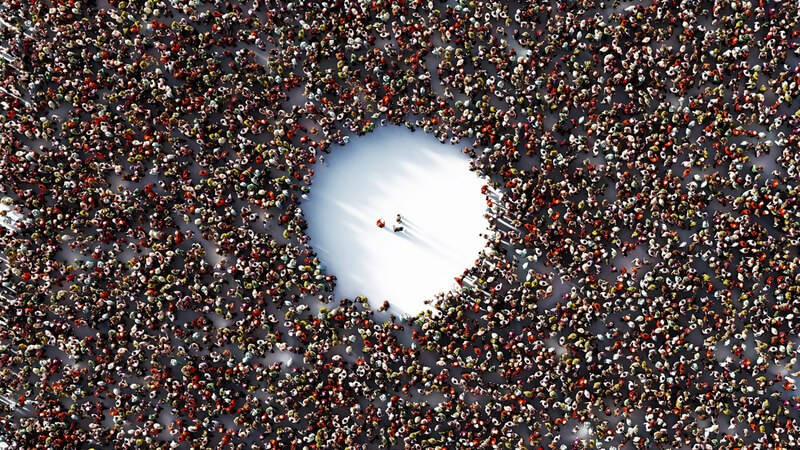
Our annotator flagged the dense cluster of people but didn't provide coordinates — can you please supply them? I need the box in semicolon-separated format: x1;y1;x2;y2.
1;0;800;448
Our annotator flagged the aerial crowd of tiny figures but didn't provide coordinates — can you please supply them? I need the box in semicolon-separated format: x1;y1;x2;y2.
0;0;800;448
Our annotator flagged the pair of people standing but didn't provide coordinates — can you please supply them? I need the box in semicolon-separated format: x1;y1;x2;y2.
377;214;404;232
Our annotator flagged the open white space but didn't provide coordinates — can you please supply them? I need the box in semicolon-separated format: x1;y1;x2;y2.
302;126;488;316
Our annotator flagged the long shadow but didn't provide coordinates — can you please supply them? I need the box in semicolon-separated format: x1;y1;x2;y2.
403;226;465;264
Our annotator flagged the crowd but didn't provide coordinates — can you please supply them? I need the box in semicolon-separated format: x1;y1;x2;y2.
0;0;799;448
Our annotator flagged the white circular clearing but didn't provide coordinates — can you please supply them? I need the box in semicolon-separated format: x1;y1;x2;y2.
303;126;489;315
